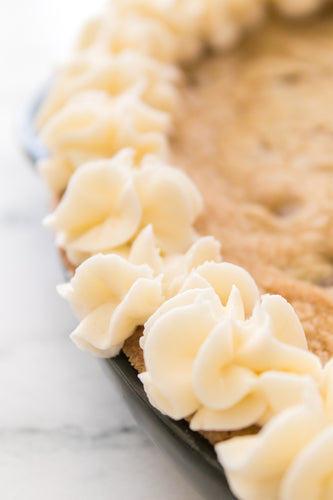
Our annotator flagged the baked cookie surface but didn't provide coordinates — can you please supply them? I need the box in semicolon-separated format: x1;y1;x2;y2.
170;11;333;363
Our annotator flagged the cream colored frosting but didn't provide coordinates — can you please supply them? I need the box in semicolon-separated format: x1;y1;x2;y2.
39;88;170;194
216;384;324;500
140;287;225;419
36;49;180;129
139;262;321;427
78;1;203;64
38;155;74;196
199;0;266;50
45;149;202;265
59;253;164;357
216;359;333;500
272;0;328;17
280;424;333;500
61;227;222;357
129;224;222;298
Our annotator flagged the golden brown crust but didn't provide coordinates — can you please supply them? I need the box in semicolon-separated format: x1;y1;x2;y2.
123;328;145;373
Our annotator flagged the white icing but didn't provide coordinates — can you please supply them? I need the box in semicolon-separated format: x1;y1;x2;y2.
76;17;101;51
273;0;326;17
39;88;170;194
129;224;222;298
82;1;203;64
192;316;259;411
36;49;180;128
59;253;164;357
191;391;266;432
38;155;73;195
132;155;203;254
195;261;259;317
216;362;333;500
140;262;321;432
216;396;324;500
256;372;323;425
191;372;321;432
140;290;221;419
45;149;202;265
234;297;321;380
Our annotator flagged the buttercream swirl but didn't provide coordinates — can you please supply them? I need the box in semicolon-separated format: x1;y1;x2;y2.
216;359;333;500
272;0;328;17
139;262;322;427
61;231;221;358
39;88;170;194
59;253;164;357
79;0;264;60
36;49;180;129
128;224;222;298
45;149;203;265
78;1;203;64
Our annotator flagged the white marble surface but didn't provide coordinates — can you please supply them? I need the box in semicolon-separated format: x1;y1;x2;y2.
0;2;203;498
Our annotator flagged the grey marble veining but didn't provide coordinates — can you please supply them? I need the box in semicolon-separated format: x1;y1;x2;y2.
0;1;203;498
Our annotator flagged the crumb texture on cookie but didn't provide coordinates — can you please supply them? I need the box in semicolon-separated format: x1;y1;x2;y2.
171;15;333;286
39;88;171;195
61;234;223;357
36;50;179;129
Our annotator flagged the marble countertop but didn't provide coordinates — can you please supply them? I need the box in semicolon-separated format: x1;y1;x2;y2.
0;2;203;498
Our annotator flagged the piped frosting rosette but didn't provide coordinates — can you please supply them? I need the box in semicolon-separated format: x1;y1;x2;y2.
271;0;329;17
139;261;322;429
58;253;164;357
77;0;203;64
216;359;333;500
39;88;171;194
128;224;222;299
60;234;222;357
37;50;180;129
44;149;203;265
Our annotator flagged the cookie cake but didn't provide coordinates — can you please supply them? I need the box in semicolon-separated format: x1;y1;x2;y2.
36;1;333;498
